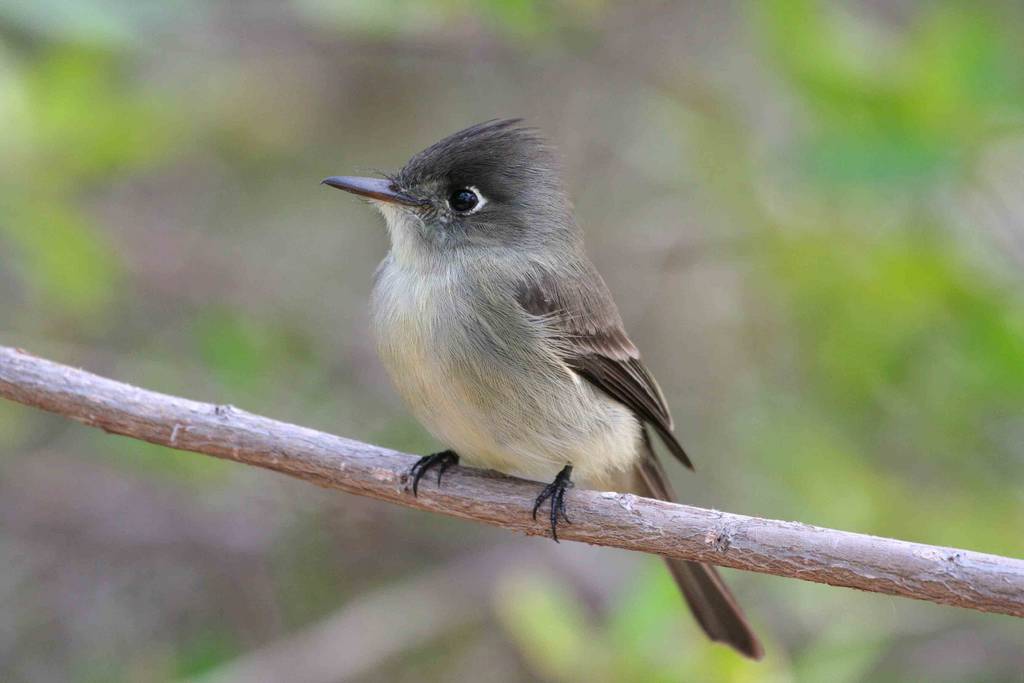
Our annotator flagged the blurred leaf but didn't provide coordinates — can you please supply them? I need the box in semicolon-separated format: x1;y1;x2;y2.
736;219;1024;546
752;0;1024;189
495;565;789;682
293;0;607;41
22;45;179;186
494;572;596;681
193;311;290;395
791;629;886;683
174;629;239;678
606;561;688;677
0;43;32;165
475;0;546;38
1;199;121;321
0;41;186;328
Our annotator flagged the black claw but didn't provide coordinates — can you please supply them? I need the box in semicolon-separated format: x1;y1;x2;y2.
409;450;459;496
557;486;571;524
437;456;456;485
532;464;573;542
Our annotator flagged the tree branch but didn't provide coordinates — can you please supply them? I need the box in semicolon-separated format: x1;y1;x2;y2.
1;345;1022;618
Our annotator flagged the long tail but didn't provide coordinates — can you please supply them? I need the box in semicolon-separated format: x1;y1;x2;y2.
630;432;764;660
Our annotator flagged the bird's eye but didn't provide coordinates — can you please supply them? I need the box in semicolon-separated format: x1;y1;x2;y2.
448;188;481;213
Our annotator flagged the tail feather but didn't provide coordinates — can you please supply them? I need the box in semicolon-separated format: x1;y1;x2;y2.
662;559;764;660
633;432;764;660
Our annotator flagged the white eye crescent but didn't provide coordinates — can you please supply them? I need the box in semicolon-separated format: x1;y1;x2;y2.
447;186;487;214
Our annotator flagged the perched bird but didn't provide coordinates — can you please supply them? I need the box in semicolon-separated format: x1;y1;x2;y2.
323;119;763;659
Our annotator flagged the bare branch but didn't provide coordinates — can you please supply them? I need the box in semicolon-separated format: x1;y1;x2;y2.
1;345;1022;618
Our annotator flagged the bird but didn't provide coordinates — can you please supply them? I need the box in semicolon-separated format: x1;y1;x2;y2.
322;119;763;660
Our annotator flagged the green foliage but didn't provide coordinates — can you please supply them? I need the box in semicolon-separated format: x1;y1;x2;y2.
293;0;607;41
2;199;120;321
495;573;595;680
173;629;240;679
193;310;293;395
752;0;1024;188
23;46;176;182
0;43;182;327
763;226;1024;445
720;0;1024;563
496;564;789;682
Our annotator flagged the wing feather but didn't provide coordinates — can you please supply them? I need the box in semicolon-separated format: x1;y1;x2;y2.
515;262;692;469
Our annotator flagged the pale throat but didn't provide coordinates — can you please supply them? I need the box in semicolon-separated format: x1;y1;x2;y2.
372;201;434;269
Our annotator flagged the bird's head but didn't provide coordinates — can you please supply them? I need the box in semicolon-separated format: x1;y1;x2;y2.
323;119;577;261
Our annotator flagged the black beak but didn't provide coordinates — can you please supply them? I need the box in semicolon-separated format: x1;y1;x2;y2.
321;176;424;206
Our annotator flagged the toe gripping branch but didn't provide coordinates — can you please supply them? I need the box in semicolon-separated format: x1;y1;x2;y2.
533;464;573;542
410;454;573;543
408;449;459;496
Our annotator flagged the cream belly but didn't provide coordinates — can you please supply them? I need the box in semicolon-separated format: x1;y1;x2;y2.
372;258;643;486
385;347;642;485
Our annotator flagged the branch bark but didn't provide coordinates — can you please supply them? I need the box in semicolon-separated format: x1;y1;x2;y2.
1;345;1022;618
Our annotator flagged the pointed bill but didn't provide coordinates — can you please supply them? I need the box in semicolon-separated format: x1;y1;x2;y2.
321;176;425;206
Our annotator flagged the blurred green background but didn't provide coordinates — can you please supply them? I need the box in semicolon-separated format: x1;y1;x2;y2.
1;1;1023;681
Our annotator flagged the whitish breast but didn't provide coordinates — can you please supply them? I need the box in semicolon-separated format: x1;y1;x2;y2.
371;259;642;484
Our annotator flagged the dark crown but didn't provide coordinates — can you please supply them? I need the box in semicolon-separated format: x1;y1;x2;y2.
397;119;560;202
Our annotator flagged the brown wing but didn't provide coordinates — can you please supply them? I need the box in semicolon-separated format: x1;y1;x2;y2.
515;262;692;469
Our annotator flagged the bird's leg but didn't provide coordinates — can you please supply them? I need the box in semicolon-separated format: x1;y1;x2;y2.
408;449;459;496
533;464;574;542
